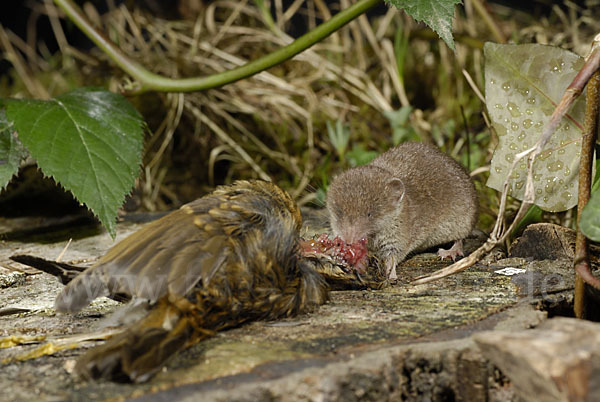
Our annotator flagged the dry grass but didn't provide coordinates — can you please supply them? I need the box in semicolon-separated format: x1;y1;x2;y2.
2;0;600;230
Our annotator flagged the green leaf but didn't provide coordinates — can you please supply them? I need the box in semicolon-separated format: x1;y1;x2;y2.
0;110;27;190
384;107;419;145
510;204;543;237
346;144;378;167
484;42;588;212
327;119;351;162
386;0;461;50
5;87;144;237
394;26;409;84
592;155;600;194
581;189;600;241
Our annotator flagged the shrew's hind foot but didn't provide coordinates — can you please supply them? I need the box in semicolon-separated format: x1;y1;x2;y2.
437;240;464;262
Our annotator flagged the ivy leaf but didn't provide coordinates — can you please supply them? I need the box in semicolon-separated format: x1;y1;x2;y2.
484;42;588;212
0;110;27;190
5;87;144;237
386;0;461;50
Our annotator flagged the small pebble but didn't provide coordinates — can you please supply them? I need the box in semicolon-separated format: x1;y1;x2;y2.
0;272;27;288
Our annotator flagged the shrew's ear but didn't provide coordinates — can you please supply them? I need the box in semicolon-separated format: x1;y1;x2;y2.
388;178;405;204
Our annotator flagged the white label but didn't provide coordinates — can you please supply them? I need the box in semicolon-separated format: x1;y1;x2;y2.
494;267;527;276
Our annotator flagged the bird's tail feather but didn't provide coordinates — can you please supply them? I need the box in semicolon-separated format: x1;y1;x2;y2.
76;298;210;383
9;255;85;284
9;255;131;306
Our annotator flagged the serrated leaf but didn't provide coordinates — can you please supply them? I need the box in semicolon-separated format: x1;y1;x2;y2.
0;109;27;190
484;42;588;212
581;190;600;241
386;0;461;50
5;87;144;237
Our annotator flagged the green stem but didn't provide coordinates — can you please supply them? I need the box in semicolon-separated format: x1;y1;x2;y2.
53;0;382;94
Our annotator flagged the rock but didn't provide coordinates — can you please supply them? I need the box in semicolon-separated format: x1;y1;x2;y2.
510;223;575;261
509;259;574;298
474;317;600;402
509;222;600;265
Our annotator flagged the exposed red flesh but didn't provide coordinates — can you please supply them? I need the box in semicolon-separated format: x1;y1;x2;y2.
299;233;368;274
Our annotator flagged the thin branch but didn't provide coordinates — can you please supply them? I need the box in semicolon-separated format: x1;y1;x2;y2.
462;69;485;104
574;67;600;318
470;0;506;44
52;0;383;94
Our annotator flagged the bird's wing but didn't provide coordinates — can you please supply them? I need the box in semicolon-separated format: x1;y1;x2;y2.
54;196;226;312
55;180;302;313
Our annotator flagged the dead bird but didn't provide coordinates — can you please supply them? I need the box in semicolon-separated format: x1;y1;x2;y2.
11;180;329;383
